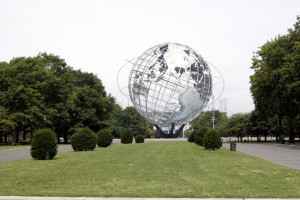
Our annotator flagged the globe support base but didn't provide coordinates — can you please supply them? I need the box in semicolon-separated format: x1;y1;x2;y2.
155;124;185;138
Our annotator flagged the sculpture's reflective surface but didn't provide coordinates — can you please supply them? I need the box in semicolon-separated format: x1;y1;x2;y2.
128;43;212;126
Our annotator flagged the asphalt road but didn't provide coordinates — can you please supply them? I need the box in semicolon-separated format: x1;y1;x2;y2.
0;145;73;163
223;142;300;170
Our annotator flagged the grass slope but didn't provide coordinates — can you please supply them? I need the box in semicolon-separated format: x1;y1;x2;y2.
0;141;299;197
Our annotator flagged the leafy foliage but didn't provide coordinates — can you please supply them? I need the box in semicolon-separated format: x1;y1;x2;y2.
97;129;113;147
203;129;222;150
121;129;133;144
135;134;144;143
71;128;97;151
31;129;57;160
220;113;250;141
191;110;228;131
0;53;114;145
250;17;300;142
194;127;209;146
187;130;196;142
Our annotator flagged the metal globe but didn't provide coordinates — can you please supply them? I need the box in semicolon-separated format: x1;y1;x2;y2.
128;42;212;127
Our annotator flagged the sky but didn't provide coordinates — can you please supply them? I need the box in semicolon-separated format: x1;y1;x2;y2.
0;0;299;116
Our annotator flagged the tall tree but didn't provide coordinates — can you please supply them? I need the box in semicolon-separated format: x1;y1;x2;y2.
250;17;300;142
0;53;114;144
221;113;250;141
191;110;228;131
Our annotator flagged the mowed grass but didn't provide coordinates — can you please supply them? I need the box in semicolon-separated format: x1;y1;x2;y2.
0;141;299;198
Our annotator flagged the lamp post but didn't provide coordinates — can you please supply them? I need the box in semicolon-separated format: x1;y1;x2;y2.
211;95;215;130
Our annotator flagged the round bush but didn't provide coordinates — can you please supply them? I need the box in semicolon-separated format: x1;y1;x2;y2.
194;127;209;146
71;127;97;151
121;129;133;144
135;134;144;143
203;129;222;150
97;129;113;147
188;130;196;142
31;129;57;160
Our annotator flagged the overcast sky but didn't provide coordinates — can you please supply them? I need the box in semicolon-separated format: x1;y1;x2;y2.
1;0;299;116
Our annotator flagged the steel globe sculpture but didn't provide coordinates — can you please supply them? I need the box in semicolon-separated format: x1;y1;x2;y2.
118;42;221;137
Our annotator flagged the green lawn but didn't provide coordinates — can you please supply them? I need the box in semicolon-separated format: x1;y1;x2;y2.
0;141;299;197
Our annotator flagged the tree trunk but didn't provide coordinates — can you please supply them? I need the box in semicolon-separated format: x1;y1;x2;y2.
12;131;17;146
4;134;7;143
30;132;33;143
276;114;283;143
255;132;261;142
63;132;68;144
22;131;26;141
57;134;60;144
288;118;296;143
0;132;2;143
16;132;19;144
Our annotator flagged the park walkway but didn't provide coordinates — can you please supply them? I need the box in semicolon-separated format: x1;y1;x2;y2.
0;145;73;163
223;142;300;170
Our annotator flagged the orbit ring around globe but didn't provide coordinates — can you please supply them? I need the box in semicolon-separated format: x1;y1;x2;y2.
117;42;224;127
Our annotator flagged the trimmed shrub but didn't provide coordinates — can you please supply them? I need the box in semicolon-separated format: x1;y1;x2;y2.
71;127;97;151
31;129;57;160
188;130;196;142
97;129;113;147
194;127;209;146
121;129;133;144
135;134;144;143
203;129;222;150
154;131;161;138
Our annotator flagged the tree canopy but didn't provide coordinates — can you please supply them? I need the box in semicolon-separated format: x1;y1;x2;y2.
0;53;114;144
250;16;300;142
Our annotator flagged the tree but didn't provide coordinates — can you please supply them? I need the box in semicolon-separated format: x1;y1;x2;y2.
97;129;113;147
115;106;153;138
0;53;114;145
191;110;228;131
221;113;250;141
71;128;97;151
250;17;300;143
31;129;57;160
194;127;209;146
248;109;275;141
121;129;133;144
203;129;222;150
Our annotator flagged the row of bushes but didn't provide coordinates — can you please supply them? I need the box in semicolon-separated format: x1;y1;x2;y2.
188;127;222;150
31;128;145;160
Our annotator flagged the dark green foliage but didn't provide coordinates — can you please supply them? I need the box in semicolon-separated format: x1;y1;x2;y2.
111;106;154;138
191;110;228;131
194;127;209;146
121;129;133;144
31;129;57;160
135;134;144;143
250;17;300;142
71;127;97;151
188;130;196;142
97;129;113;147
154;130;161;138
0;53;115;145
203;129;222;150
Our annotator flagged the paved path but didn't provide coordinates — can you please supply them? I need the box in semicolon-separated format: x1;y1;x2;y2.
0;145;73;163
223;142;300;170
